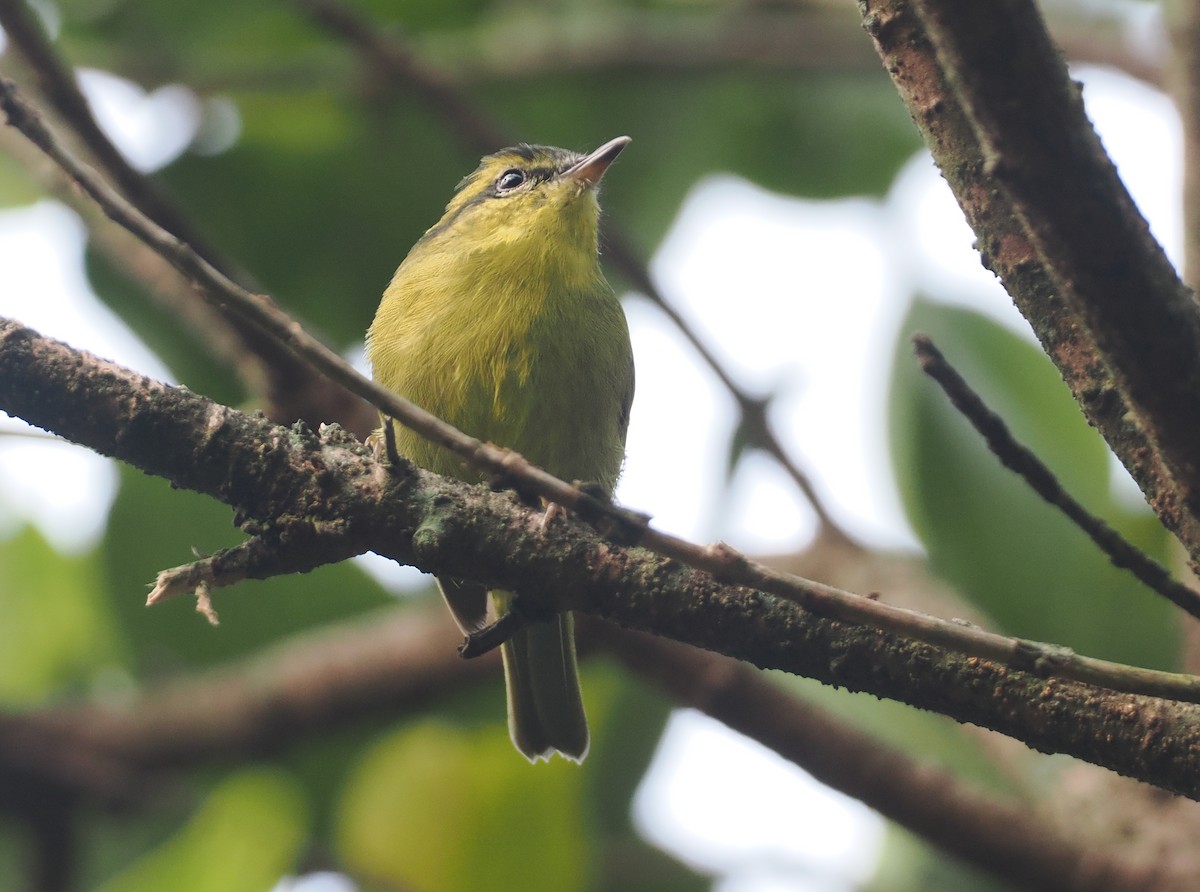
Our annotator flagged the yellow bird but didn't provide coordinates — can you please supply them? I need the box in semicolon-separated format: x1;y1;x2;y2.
366;137;635;762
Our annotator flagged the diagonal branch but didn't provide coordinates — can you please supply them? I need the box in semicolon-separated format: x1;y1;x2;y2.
0;0;222;265
859;0;1192;555
602;629;1174;892
2;75;1137;710
10;69;1200;717
10;294;1200;706
1;603;1178;891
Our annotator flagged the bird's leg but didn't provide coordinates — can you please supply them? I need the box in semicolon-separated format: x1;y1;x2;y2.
366;414;403;467
383;416;402;465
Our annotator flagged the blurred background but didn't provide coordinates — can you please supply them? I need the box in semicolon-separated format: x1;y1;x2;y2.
0;0;1187;890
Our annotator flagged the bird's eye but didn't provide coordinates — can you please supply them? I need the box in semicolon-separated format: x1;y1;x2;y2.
496;169;526;193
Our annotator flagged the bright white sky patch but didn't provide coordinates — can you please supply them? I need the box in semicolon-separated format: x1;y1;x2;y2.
0;200;173;552
78;70;202;173
635;710;883;891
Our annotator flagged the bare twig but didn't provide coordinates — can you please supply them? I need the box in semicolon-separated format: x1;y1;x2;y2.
0;0;218;261
859;0;1185;552
914;334;1200;623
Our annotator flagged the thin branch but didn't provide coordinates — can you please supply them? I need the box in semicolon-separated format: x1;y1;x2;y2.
601;628;1176;892
9;74;1200;771
6;319;1200;800
9;74;1200;710
914;333;1200;622
0;120;266;406
292;0;846;538
0;238;1196;712
907;0;1200;560
0;0;377;433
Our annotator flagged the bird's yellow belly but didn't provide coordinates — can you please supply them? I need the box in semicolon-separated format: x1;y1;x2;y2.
381;293;627;494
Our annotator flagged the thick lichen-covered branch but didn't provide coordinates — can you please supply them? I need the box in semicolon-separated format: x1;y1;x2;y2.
5;316;1200;800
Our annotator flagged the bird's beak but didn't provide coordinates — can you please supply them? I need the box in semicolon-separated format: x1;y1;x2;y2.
564;136;631;188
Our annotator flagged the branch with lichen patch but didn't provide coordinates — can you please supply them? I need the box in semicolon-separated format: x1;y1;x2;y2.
291;0;845;538
6;316;1200;799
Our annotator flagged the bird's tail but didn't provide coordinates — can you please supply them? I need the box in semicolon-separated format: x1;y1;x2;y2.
498;600;589;763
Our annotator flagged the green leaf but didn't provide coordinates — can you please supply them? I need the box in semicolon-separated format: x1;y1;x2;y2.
96;768;308;892
0;525;124;704
333;654;686;892
888;299;1177;669
337;722;590;892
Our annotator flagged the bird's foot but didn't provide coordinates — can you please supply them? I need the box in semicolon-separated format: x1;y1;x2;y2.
459;609;526;659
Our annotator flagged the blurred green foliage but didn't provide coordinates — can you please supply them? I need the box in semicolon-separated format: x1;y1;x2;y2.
96;769;310;892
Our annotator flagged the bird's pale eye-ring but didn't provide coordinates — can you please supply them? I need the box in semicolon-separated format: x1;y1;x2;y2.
496;169;526;193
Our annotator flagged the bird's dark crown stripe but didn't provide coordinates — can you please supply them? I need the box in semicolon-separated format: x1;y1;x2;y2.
490;144;582;172
418;146;584;244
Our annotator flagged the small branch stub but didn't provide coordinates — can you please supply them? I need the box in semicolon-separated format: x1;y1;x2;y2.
148;562;223;625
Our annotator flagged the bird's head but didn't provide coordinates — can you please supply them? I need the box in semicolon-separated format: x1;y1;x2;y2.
417;136;630;266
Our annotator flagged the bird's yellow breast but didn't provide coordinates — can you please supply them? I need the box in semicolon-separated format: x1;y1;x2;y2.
366;201;632;492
